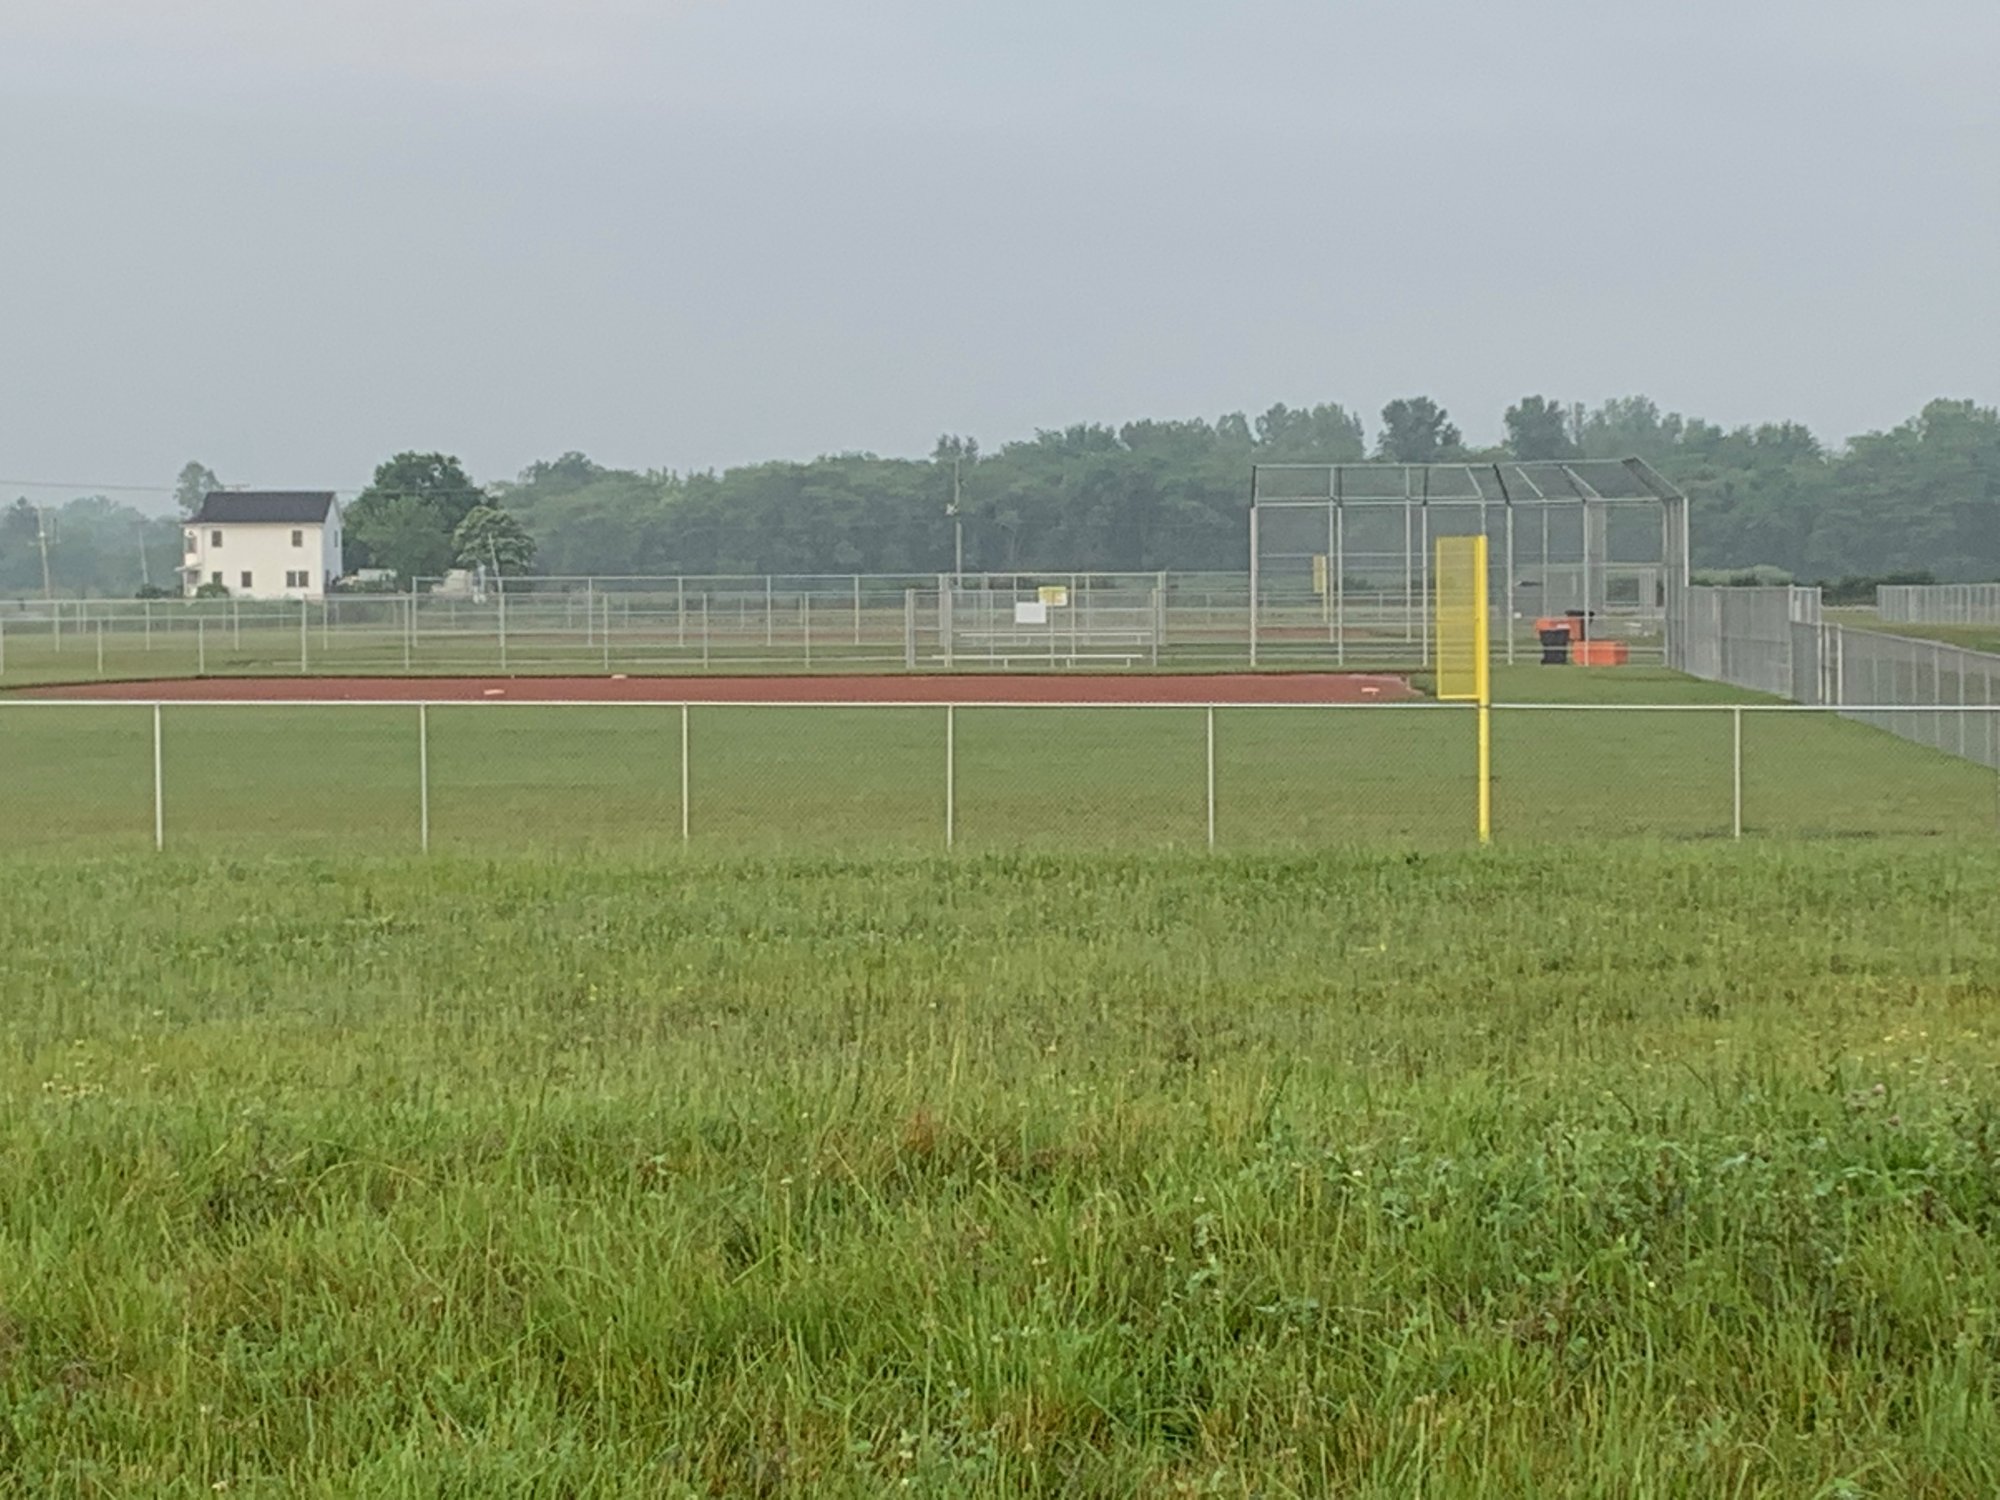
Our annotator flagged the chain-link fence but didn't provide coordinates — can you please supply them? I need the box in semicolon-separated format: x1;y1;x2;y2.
5;697;1995;855
0;575;1255;684
1676;585;1822;696
1681;584;2000;771
1249;460;1687;669
0;568;1581;684
1878;583;2000;626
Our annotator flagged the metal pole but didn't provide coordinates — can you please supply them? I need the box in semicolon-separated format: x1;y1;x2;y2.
144;601;151;652
952;458;964;577
680;703;691;842
1732;706;1744;840
497;582;508;673
152;703;164;852
602;594;611;673
1334;504;1345;665
1247;500;1260;667
904;588;917;670
853;575;862;647
1504;503;1517;666
676;577;685;650
1403;478;1414;647
701;597;710;670
299;598;308;674
1419;503;1431;666
802;593;811;669
945;704;956;849
1205;705;1216;850
764;577;773;649
197;618;206;676
1581;500;1594;640
404;596;413;672
418;703;430;853
232;598;240;648
0;620;6;678
96;619;104;676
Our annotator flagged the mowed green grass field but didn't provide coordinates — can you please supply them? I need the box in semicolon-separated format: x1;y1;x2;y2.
3;846;2000;1495
4;666;1995;852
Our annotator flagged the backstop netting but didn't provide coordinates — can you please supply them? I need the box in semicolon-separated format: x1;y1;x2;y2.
1249;459;1690;668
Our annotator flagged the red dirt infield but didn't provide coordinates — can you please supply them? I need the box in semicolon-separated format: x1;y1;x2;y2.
26;672;1420;705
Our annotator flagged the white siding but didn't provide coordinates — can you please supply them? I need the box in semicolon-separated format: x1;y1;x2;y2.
181;516;341;600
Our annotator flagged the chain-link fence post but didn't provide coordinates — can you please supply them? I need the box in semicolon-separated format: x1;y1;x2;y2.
1206;705;1216;850
680;703;691;843
1732;705;1744;840
418;703;430;853
152;703;164;852
945;703;956;849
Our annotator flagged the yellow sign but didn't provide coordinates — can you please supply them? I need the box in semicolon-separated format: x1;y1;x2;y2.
1038;586;1069;608
1311;553;1329;596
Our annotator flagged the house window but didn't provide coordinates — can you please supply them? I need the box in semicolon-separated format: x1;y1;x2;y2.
210;571;223;587
210;530;223;547
183;531;196;555
285;570;308;589
291;530;304;547
240;571;254;590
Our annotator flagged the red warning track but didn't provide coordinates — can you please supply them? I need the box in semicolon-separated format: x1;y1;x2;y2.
25;672;1419;705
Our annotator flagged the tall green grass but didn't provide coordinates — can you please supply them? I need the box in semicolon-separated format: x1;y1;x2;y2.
2;846;1998;1494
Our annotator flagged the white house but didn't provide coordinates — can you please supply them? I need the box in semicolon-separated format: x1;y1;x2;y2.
181;492;343;600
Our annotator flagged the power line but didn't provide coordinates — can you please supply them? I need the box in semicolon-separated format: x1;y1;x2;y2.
1;479;369;499
0;478;178;494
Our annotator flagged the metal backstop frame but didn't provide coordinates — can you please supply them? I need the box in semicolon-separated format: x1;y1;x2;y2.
1247;458;1690;668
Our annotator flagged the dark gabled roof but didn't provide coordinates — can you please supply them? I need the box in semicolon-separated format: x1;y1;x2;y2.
190;491;336;525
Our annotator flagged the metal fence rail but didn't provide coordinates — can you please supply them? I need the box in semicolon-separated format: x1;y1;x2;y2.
0;566;1669;684
1878;583;2000;626
1682;585;2000;771
4;698;1995;854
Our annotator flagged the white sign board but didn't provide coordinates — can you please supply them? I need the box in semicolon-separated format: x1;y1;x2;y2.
1014;601;1049;626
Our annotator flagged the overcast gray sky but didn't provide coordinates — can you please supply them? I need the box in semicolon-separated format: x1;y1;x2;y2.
3;0;1996;508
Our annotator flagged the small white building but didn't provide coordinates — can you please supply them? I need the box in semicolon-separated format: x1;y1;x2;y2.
181;491;343;600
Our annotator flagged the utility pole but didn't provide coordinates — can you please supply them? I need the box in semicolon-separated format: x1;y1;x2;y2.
949;458;963;578
36;507;55;602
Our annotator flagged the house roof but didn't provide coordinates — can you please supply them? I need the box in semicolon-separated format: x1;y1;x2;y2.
190;491;336;525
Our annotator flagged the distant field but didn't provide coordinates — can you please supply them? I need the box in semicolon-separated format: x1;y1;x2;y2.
1826;607;2000;656
2;845;1998;1494
5;663;1996;852
0;611;1662;688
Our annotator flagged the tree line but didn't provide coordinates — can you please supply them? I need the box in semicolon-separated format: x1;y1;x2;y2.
4;394;1996;597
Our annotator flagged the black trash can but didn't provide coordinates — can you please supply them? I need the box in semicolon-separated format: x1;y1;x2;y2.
1540;626;1571;665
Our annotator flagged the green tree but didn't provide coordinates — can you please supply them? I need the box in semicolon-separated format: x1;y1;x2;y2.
453;503;536;575
174;461;220;517
344;452;488;582
1376;398;1463;463
1503;396;1579;460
